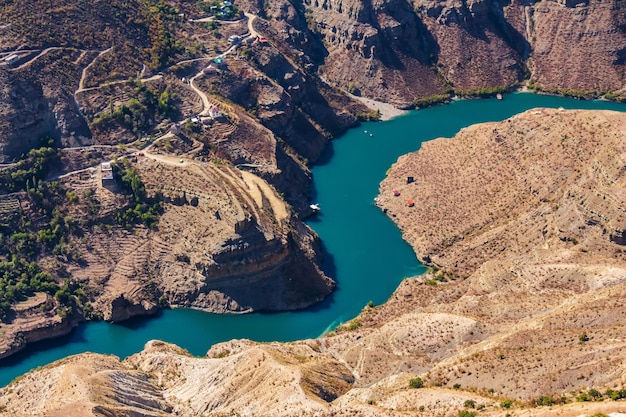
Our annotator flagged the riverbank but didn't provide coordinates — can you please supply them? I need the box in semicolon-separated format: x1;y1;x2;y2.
350;94;409;121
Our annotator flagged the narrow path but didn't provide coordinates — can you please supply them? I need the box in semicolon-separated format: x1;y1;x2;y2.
13;47;61;70
73;50;88;65
189;72;213;116
190;16;246;24
0;49;39;59
77;47;113;92
188;41;240;116
187;15;256;116
244;12;260;38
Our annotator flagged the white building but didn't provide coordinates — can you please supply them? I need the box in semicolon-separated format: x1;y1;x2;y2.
101;162;113;181
4;54;19;66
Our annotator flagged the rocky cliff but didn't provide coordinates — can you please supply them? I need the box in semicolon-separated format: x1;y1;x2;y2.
291;0;626;105
0;153;334;359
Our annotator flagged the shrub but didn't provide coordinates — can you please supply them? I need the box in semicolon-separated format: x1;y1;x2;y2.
409;377;424;389
500;399;513;409
535;395;554;406
588;388;603;400
605;389;626;400
463;400;476;408
458;410;476;417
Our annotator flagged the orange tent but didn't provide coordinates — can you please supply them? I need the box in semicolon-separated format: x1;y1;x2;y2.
407;199;415;207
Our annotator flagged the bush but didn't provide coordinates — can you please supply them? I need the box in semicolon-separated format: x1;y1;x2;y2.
605;389;626;400
588;388;602;400
535;395;554;406
409;377;424;389
463;400;476;408
500;399;513;409
458;411;476;417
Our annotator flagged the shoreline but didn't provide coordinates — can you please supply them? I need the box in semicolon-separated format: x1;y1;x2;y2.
350;94;409;121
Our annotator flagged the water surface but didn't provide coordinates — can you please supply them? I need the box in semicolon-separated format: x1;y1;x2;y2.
2;92;625;387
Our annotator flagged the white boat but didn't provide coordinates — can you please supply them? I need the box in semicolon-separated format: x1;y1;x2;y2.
496;93;503;100
309;203;320;211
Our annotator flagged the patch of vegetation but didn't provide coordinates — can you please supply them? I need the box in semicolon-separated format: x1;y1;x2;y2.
602;91;626;102
413;94;452;109
532;395;567;407
527;81;602;100
0;141;94;322
576;387;618;402
0;137;58;193
458;410;476;417
355;109;381;121
463;400;476;408
455;85;510;98
605;389;626;400
500;399;513;409
409;377;424;388
112;160;163;229
92;79;179;136
0;258;59;322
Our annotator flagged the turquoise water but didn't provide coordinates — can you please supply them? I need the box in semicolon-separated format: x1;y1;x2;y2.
2;92;625;387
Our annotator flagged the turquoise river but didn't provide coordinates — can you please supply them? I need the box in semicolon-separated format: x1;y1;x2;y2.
1;92;626;387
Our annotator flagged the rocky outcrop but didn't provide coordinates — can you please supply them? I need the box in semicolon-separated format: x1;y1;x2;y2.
66;157;334;319
103;294;158;322
525;0;626;93
0;294;81;360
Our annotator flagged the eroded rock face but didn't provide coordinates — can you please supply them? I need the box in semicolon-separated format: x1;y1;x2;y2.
289;0;626;105
526;0;626;92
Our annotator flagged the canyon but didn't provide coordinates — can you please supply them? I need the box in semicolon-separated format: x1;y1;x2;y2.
2;109;626;416
1;0;626;413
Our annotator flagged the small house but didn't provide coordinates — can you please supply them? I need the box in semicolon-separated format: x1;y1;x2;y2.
203;65;218;75
101;162;113;182
227;35;242;45
4;54;19;66
208;106;222;119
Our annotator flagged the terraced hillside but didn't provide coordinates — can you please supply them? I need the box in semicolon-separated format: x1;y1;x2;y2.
0;148;334;358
